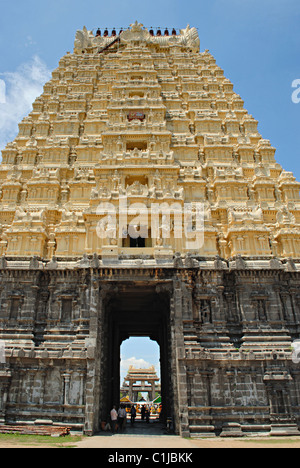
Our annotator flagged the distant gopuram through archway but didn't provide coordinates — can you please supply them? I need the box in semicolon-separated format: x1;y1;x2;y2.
121;365;161;402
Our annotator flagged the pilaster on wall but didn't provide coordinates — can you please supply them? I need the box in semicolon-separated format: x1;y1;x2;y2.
83;275;103;435
0;367;11;423
171;278;191;438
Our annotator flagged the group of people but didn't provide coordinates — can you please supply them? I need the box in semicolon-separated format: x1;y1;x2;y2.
109;404;138;433
110;405;125;433
108;403;153;433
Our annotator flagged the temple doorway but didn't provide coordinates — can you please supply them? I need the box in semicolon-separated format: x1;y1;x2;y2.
100;284;174;430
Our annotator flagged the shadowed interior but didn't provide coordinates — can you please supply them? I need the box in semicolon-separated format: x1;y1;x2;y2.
100;284;174;427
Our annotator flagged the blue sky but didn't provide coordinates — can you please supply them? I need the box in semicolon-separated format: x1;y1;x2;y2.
0;0;300;372
120;337;160;387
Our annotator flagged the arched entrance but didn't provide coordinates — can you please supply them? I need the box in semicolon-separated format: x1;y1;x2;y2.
99;283;175;429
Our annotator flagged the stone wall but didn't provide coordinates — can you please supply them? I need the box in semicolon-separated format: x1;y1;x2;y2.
0;257;300;436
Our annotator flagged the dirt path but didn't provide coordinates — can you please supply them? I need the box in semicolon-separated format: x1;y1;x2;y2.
74;434;300;449
1;434;300;449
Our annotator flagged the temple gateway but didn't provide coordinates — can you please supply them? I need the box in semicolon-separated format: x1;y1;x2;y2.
1;22;300;437
121;366;160;402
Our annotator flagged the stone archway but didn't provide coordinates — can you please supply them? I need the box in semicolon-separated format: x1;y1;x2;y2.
99;284;175;428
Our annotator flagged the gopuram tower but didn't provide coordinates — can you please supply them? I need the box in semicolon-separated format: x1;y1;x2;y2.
1;22;300;437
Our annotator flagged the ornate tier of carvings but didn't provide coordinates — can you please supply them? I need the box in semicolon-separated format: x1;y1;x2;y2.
0;22;299;259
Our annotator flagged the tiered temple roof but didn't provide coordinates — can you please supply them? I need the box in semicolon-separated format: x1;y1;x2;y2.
0;21;299;265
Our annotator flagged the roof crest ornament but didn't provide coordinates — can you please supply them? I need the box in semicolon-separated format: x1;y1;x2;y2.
74;22;200;53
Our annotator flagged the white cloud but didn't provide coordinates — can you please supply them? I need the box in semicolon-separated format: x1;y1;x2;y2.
121;356;151;372
0;79;6;104
0;55;51;153
25;36;37;48
120;356;152;387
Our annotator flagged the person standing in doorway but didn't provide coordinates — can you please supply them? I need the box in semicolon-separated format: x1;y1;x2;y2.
118;404;127;432
110;405;118;433
130;404;136;426
145;406;150;424
141;404;146;421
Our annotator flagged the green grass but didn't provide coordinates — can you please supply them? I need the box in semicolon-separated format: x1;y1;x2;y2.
243;437;300;445
0;432;83;448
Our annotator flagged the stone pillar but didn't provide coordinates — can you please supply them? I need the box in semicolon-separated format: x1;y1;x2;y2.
79;371;85;406
172;278;190;437
128;380;133;401
63;372;71;406
151;381;156;401
0;373;11;423
84;276;102;435
19;276;40;341
284;387;292;416
18;369;27;404
186;370;194;407
267;386;276;415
